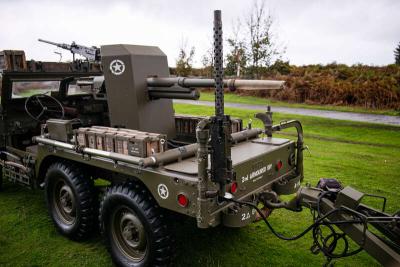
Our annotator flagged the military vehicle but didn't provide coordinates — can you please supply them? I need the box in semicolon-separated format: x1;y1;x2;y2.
0;10;399;267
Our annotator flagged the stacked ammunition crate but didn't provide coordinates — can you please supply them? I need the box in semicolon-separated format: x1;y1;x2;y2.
75;126;166;158
175;115;243;141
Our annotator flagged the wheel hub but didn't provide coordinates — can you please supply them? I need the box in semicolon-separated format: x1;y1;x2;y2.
54;181;76;225
120;213;146;250
59;185;74;214
112;207;148;261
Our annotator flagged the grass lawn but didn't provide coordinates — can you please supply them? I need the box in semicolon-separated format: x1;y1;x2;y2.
200;91;400;116
0;104;399;266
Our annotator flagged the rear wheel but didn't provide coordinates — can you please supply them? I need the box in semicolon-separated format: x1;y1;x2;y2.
45;161;97;240
100;183;174;267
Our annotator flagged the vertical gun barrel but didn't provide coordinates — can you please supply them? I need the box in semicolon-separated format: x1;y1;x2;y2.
214;10;224;117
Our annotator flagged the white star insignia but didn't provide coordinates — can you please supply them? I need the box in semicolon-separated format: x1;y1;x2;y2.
113;63;122;72
110;59;125;75
157;184;169;199
159;187;167;197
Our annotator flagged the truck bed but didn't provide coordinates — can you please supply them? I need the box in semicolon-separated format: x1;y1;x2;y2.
163;137;291;175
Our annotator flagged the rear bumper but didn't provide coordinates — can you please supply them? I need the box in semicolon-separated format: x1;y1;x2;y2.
196;170;300;228
221;172;302;228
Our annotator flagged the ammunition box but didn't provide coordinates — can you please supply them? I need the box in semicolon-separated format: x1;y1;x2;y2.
104;132;116;152
146;133;167;153
127;135;147;157
231;118;243;133
115;134;131;155
91;126;117;131
120;130;167;156
75;128;89;146
175;115;243;142
86;131;97;149
95;131;106;150
75;126;167;157
47;119;74;142
127;134;161;157
118;129;141;135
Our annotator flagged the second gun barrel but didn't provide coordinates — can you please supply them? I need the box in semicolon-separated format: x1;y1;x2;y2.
146;77;284;90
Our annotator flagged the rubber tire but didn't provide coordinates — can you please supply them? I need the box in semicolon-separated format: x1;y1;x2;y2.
100;183;174;267
45;161;97;240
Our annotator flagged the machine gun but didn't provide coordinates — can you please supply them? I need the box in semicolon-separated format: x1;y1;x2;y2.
38;38;100;62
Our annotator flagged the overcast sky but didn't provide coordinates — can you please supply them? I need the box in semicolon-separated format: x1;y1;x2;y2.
1;0;399;67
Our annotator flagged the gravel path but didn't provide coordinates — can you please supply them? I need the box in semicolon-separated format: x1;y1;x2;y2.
174;100;400;126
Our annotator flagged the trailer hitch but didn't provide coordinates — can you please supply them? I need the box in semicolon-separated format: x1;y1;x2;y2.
223;179;400;266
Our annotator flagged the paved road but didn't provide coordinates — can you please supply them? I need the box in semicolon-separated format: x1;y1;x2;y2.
174;100;400;126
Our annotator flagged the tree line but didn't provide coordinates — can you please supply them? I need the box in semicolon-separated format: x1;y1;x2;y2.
175;0;400;78
175;0;285;79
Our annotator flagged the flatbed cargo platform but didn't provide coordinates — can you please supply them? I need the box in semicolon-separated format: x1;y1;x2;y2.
164;137;292;175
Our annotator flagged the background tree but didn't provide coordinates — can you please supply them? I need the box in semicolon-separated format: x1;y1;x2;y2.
200;41;214;77
175;39;195;76
395;42;400;65
245;0;283;78
225;20;247;77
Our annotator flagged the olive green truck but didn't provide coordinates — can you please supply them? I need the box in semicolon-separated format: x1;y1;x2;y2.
0;10;398;267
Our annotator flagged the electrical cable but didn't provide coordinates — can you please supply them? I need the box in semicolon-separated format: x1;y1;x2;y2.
223;194;368;263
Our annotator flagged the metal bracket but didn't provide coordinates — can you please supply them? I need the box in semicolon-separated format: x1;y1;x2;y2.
255;106;273;137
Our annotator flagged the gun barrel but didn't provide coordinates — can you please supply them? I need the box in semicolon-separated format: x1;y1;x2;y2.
148;85;200;100
146;77;284;90
230;79;284;90
148;90;199;100
38;38;58;46
38;38;67;47
38;38;70;50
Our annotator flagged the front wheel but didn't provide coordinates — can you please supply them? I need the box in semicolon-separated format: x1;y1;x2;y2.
45;162;97;240
100;183;174;267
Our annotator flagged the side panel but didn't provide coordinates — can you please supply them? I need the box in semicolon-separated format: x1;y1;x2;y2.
35;145;197;217
34;141;298;228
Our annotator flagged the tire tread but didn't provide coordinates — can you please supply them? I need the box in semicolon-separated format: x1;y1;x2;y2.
99;182;175;267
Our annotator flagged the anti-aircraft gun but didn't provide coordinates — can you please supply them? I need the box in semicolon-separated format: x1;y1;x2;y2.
0;10;399;267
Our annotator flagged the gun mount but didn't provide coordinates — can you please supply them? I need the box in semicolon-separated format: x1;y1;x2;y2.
99;43;283;138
